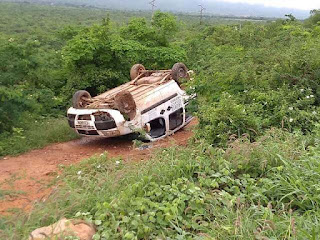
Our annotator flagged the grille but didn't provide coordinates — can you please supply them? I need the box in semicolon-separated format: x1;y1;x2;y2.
94;112;116;130
95;121;116;130
77;130;99;136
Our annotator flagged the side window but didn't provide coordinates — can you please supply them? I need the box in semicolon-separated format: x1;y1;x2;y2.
149;118;166;138
169;108;184;130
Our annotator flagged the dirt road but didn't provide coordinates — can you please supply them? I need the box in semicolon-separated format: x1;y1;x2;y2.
0;120;196;215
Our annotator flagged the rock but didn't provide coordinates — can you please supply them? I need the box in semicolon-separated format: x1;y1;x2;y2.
138;144;152;150
28;218;96;240
72;221;96;240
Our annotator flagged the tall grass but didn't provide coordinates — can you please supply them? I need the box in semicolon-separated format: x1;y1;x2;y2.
0;117;79;157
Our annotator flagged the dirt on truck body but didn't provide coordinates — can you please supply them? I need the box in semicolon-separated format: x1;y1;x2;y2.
67;63;194;141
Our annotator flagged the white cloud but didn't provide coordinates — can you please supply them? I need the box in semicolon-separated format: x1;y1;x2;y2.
215;0;320;10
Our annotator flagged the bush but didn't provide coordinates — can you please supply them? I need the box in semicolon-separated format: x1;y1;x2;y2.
188;19;320;145
195;85;320;146
196;92;259;145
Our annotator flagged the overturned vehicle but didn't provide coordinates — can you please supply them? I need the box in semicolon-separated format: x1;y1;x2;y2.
67;63;194;141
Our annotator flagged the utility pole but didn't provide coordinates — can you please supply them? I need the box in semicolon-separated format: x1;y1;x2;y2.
198;4;206;25
149;0;156;19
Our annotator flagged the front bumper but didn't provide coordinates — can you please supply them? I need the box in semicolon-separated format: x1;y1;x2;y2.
67;108;133;138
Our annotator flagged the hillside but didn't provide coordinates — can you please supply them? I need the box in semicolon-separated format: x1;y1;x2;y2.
1;0;311;18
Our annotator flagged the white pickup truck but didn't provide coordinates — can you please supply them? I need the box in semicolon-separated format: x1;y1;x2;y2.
67;63;194;141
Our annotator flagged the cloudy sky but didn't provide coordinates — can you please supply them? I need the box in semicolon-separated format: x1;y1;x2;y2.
216;0;320;10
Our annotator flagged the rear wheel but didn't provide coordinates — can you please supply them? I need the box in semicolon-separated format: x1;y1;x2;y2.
72;90;91;109
172;63;189;83
130;64;145;80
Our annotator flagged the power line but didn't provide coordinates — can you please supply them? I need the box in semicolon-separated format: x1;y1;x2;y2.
149;0;156;18
198;4;206;25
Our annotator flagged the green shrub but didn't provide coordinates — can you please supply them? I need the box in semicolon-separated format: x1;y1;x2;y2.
196;92;260;145
194;86;320;146
188;19;320;145
0;117;78;157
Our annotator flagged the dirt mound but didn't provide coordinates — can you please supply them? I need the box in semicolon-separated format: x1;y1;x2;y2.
0;119;196;215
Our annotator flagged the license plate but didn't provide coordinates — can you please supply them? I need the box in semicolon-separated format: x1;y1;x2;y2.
77;121;92;129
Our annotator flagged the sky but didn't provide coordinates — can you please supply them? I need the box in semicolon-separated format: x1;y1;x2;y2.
216;0;320;10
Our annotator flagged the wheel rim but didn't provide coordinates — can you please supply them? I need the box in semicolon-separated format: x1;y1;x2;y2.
138;67;144;75
178;68;185;78
79;97;88;108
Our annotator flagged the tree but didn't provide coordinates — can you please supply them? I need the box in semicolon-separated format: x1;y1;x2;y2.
62;14;185;98
285;14;296;22
121;11;178;47
152;11;178;46
305;9;320;27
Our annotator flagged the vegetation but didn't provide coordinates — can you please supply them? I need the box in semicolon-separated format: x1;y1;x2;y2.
0;2;113;155
62;11;185;97
0;118;79;156
0;3;185;156
1;1;320;239
2;129;320;239
188;19;320;145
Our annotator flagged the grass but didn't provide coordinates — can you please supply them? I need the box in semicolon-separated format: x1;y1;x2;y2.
1;128;320;239
0;117;79;157
0;189;26;200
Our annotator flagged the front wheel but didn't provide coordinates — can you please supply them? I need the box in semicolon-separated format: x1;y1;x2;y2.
72;90;91;109
114;90;137;121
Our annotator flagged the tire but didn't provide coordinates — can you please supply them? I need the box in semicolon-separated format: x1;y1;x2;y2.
72;90;91;109
130;64;145;80
114;90;137;120
171;63;189;82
